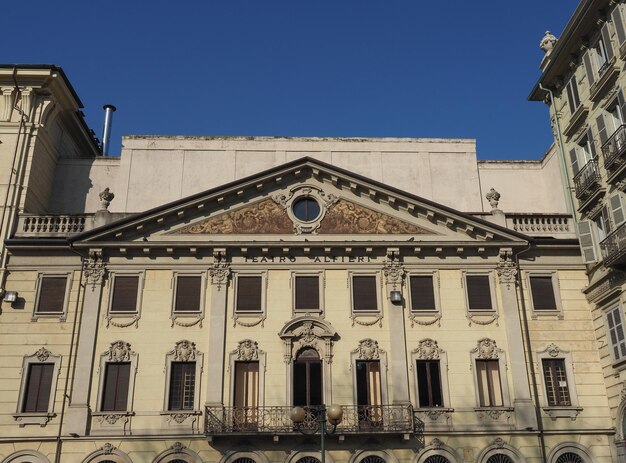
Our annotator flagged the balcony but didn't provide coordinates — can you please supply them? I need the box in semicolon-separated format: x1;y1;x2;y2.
601;222;626;267
507;214;575;238
602;125;626;181
574;159;601;200
205;405;422;437
15;214;94;238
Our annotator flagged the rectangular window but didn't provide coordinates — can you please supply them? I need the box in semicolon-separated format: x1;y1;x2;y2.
236;276;263;313
416;360;443;407
22;363;54;413
542;359;571;406
233;361;259;429
352;276;378;312
294;275;320;312
608;104;624;135
529;276;558;311
174;275;202;313
409;275;437;312
168;362;196;410
594;37;609;71
35;276;67;314
466;275;493;312
356;360;382;407
101;363;131;412
110;276;139;313
476;360;503;407
607;306;626;361
566;76;580;115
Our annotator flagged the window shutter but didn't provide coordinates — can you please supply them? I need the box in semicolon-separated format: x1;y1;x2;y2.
102;363;130;411
23;363;53;413
602;23;615;62
36;276;67;313
110;276;139;312
409;275;436;311
576;220;598;263
583;49;596;87
566;79;579;114
529;276;557;310
174;276;202;312
466;275;493;311
611;194;626;228
295;276;319;311
613;5;626;46
587;127;597;158
597;114;608;145
236;276;262;312
569;148;579;175
618;91;626;124
352;276;378;311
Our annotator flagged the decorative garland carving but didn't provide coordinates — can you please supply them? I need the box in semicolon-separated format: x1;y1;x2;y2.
496;249;517;289
477;408;512;421
353;339;381;360
107;315;139;329
467;312;499;326
472;338;500;359
413;339;441;360
172;316;203;328
35;347;51;362
170;414;193;424
99;414;128;425
234;339;259;361
169;340;197;361
351;314;383;327
234;316;266;327
84;250;106;291
409;313;441;327
105;341;132;362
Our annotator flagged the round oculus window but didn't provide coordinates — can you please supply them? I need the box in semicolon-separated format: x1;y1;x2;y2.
292;197;321;222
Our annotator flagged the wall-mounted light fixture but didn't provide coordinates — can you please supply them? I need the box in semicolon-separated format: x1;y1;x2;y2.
390;290;402;303
3;291;17;303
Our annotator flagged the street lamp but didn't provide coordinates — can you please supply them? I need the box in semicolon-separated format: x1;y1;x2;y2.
290;405;343;463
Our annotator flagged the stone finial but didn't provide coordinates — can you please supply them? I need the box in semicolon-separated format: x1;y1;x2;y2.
540;31;558;55
485;188;501;210
99;187;114;210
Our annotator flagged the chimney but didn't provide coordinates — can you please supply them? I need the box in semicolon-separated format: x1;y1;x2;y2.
101;104;116;156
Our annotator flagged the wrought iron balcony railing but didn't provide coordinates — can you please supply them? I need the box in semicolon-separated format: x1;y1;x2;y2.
573;159;601;199
205;405;419;435
600;221;626;266
602;124;626;172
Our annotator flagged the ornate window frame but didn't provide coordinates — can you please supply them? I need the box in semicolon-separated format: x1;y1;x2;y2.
406;270;441;327
32;271;73;321
92;341;138;434
82;443;132;463
414;438;461;463
161;340;204;432
228;339;267;407
232;271;267;328
220;450;270;463
350;339;389;406
170;271;207;328
350;449;399;463
525;271;563;318
153;441;203;463
291;270;325;317
547;442;593;463
477;438;526;463
536;344;582;420
470;339;512;412
411;339;453;424
3;450;51;463
271;184;339;234
106;271;145;328
14;347;61;427
349;271;383;327
463;271;498;326
286;450;334;463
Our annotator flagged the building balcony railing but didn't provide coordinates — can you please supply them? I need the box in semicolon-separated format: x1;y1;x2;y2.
15;214;93;237
600;222;626;267
602;124;626;173
573;159;601;199
205;405;421;436
507;214;574;238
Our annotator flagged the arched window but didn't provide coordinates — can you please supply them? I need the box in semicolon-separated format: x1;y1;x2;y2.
424;457;451;463
554;453;584;463
232;459;256;463
486;456;514;463
360;457;385;463
295;458;321;463
294;348;323;406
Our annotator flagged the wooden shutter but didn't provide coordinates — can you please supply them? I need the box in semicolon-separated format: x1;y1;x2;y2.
476;360;503;407
597;113;608;145
613;5;626;47
576;220;598;263
36;276;67;313
23;363;53;413
101;363;130;411
583;49;597;87
611;194;626;228
618;91;626;125
587;127;597;158
416;360;443;407
566;78;580;114
466;275;493;311
602;23;615;62
409;275;436;311
529;276;557;310
569;148;579;175
236;276;262;312
174;276;202;312
110;276;139;312
352;276;378;311
295;275;319;311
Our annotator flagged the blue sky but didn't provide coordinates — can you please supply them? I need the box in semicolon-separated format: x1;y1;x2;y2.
4;1;576;160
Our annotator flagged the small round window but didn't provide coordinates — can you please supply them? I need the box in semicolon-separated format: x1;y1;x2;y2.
292;197;320;222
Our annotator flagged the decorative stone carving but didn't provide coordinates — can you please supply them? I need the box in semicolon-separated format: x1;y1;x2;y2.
496;249;517;289
354;339;381;360
472;338;500;360
585;270;626;303
105;341;132;362
34;347;51;362
409;313;441;328
621;382;626;401
102;443;116;455
1;87;14;122
101;414;124;425
430;437;443;449
84;250;106;291
234;339;259;361
210;260;230;291
424;409;450;421
540;31;558;55
279;318;337;365
383;257;405;288
546;343;561;357
485;188;501;210
171;413;193;424
169;340;197;362
414;339;441;360
171;441;185;452
99;188;114;210
492;437;506;448
477;408;511;420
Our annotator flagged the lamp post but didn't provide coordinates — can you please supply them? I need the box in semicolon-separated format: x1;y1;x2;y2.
290;404;343;463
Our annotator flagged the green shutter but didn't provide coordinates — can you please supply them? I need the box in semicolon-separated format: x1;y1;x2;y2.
576;220;598;263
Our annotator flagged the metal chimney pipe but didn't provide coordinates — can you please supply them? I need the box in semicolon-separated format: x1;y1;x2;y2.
101;104;116;156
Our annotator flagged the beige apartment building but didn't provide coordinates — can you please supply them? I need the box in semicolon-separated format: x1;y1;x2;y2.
0;57;616;463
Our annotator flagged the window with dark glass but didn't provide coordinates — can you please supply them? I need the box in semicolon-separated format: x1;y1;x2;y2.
110;276;139;313
352;276;378;312
416;360;443;407
293;348;322;406
168;362;196;410
409;275;436;312
292;197;320;222
565;76;580;115
174;275;202;312
36;276;67;313
466;275;493;312
101;363;130;411
356;360;382;426
236;276;263;313
476;359;503;407
529;276;558;311
233;361;259;429
542;359;571;406
22;363;54;413
295;275;320;312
